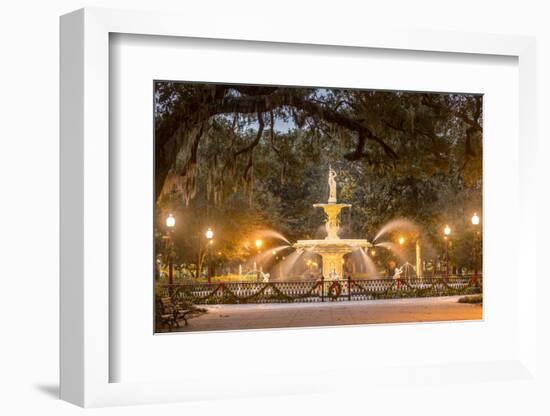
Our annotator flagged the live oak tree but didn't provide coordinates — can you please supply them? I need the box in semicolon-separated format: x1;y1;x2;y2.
155;82;482;274
155;83;482;203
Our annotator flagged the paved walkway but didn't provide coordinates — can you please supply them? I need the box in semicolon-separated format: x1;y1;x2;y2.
172;296;482;332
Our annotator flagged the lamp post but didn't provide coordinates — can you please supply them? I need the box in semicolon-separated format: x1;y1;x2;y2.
205;227;214;283
443;225;451;281
255;239;263;277
471;213;481;285
415;239;422;279
165;214;176;292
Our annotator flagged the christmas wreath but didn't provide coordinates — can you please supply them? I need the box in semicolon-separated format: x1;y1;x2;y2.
327;281;342;300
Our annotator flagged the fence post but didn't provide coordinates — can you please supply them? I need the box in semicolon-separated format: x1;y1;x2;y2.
348;275;352;301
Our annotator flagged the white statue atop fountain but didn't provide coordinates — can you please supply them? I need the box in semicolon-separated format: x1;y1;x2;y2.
328;165;338;203
294;166;371;280
315;166;350;240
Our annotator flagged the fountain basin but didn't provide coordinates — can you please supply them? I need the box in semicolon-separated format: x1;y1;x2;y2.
294;239;371;280
294;239;371;251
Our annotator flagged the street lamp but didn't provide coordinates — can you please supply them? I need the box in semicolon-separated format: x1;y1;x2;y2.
255;239;263;251
398;236;405;245
443;225;451;281
471;213;481;285
165;213;176;228
165;214;176;292
205;228;214;283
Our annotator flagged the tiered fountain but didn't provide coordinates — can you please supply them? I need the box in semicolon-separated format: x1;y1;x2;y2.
294;166;371;280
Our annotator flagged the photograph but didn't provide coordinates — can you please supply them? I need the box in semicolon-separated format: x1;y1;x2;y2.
153;81;483;333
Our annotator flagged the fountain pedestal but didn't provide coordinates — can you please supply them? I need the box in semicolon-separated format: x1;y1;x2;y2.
313;203;351;240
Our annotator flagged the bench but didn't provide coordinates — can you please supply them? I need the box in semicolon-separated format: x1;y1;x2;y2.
157;297;206;331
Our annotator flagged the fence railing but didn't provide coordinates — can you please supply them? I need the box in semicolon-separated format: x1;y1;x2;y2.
159;275;482;305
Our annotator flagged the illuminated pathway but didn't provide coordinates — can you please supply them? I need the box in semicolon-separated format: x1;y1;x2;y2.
170;296;482;333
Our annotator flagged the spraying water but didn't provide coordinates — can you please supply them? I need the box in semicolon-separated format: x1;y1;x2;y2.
375;241;409;263
256;229;291;245
373;218;421;243
356;248;379;277
278;249;305;279
252;245;291;267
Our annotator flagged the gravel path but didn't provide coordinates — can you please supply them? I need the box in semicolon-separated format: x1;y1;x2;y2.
170;296;482;332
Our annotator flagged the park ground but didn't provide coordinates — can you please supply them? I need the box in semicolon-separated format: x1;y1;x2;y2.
169;296;482;333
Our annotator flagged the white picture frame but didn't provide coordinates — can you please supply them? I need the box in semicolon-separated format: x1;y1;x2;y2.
60;7;538;408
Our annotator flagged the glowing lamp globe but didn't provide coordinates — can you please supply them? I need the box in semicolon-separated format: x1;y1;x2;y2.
471;213;480;225
165;214;176;228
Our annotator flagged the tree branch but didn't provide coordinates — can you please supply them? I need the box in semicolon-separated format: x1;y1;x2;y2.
234;112;265;157
155;88;398;200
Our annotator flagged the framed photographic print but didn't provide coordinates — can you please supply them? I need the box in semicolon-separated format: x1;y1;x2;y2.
151;80;484;334
61;7;538;408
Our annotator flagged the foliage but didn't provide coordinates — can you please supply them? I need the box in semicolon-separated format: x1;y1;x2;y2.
155;84;482;202
458;294;483;304
154;83;483;276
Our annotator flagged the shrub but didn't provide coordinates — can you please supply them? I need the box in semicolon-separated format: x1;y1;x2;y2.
458;294;483;304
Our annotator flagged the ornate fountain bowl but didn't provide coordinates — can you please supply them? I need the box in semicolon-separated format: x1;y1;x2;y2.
294;239;371;252
294;238;371;280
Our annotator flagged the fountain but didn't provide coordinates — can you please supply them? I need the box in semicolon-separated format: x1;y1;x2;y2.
294;166;371;280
